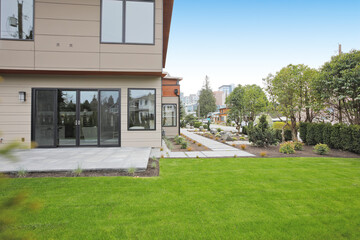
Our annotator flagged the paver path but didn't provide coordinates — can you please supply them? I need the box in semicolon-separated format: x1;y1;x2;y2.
151;129;255;158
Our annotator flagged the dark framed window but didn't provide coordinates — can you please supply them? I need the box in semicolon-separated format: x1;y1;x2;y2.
128;88;156;130
162;104;177;127
101;0;155;44
0;0;34;40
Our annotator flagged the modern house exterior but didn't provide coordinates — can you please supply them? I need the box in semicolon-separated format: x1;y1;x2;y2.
0;0;178;148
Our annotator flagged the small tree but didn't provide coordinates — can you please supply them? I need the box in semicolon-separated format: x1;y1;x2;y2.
198;76;217;118
248;115;278;147
226;85;245;133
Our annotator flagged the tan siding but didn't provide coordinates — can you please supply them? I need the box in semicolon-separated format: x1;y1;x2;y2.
100;53;161;71
36;0;100;6
0;50;34;68
35;52;99;69
36;2;100;21
0;75;162;147
35;35;100;53
0;41;34;51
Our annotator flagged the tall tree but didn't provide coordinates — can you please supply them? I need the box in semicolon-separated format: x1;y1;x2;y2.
198;76;217;118
264;64;322;141
316;50;360;125
243;84;268;122
226;85;245;133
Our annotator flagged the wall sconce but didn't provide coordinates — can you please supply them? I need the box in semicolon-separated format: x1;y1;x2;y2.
19;91;26;102
174;89;179;96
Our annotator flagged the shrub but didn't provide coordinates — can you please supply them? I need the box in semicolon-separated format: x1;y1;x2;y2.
73;165;83;177
127;167;136;176
193;121;202;128
151;162;157;169
249;115;278;147
232;143;236;147
313;143;330;155
180;120;186;128
275;129;292;142
339;124;352;151
330;124;342;149
215;133;221;138
17;169;27;178
294;141;304;151
239;137;246;140
279;142;295;154
217;128;223;132
260;151;267;157
350;125;360;153
181;141;188;149
299;122;309;143
240;144;246;150
215;137;219;141
175;136;184;145
322;123;333;147
314;123;325;144
186;147;193;151
232;137;238;141
306;123;317;145
197;143;202;147
242;126;248;135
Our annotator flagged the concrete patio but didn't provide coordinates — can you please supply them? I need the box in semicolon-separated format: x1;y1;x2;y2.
0;147;151;172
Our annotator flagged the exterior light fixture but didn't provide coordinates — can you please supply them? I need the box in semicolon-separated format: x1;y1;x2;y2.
174;89;179;96
19;91;26;102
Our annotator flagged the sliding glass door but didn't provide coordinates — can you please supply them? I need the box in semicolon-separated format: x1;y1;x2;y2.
33;89;120;147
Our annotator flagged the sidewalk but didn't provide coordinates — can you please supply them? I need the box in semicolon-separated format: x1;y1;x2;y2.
151;129;254;158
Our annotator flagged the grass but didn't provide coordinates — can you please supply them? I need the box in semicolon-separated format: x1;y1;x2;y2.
2;157;360;239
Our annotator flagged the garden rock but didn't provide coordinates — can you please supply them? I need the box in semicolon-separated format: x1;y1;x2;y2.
210;128;217;135
222;133;233;141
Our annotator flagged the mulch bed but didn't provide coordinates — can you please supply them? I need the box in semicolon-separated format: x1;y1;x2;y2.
4;158;159;178
232;144;360;158
169;137;209;152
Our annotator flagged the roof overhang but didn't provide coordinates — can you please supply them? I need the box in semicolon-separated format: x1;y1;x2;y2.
163;0;174;68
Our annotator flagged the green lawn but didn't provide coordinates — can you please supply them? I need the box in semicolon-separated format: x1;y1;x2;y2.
2;157;360;239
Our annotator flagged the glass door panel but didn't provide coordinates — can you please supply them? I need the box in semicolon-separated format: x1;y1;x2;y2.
100;91;120;146
34;90;56;147
58;90;77;146
80;91;98;146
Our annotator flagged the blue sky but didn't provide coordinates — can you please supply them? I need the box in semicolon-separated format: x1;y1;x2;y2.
163;0;360;95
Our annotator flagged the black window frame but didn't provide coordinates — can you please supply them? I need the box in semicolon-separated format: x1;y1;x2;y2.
0;0;35;41
162;104;177;127
128;88;156;131
100;0;155;45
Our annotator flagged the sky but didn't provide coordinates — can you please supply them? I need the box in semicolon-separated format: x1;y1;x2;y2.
163;0;360;95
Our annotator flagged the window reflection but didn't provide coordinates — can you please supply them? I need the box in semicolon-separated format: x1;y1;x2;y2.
100;91;120;145
162;104;177;127
128;89;155;130
1;0;34;40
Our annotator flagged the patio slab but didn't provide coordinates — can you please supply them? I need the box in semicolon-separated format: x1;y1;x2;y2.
0;147;151;172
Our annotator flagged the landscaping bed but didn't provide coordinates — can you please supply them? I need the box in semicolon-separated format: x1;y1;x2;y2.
4;158;159;178
167;136;209;152
233;144;360;158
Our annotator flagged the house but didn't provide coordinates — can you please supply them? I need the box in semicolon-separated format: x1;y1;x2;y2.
0;0;178;148
219;107;229;123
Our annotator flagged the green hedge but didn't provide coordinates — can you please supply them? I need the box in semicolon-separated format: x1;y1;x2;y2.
299;122;309;144
300;122;360;154
275;129;292;142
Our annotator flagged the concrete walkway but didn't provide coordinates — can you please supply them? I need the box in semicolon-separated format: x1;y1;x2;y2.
0;147;151;172
154;129;254;158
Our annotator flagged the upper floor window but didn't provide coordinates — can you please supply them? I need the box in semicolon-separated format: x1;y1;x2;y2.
0;0;34;40
101;0;154;44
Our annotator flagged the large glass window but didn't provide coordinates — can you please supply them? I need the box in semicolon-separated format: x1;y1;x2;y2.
162;104;177;127
100;91;120;145
0;0;34;40
128;89;156;130
101;0;154;44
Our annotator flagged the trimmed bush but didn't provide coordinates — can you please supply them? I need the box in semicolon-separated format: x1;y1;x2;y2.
306;123;317;145
294;141;304;151
273;122;291;130
322;123;333;148
175;136;184;145
299;122;309;144
249;115;278;147
181;141;188;149
330;124;341;149
279;142;295;154
313;143;330;155
275;129;292;142
193;121;202;128
339;124;352;151
314;123;325;144
350;125;360;153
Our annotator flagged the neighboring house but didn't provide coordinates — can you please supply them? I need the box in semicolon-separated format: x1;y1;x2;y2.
219;107;229;123
162;74;182;137
0;0;177;148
